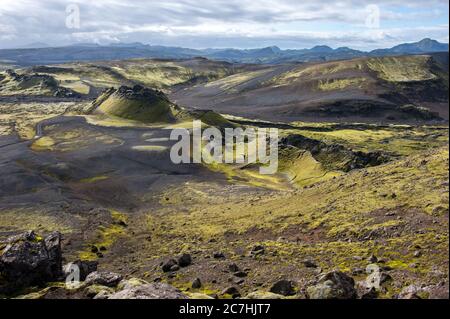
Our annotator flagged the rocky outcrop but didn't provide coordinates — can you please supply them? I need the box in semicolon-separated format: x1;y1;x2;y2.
84;271;123;287
306;271;357;299
281;134;390;172
0;70;81;98
108;283;188;299
0;231;62;292
270;280;297;296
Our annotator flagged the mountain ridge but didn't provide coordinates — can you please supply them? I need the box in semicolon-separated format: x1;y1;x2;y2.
0;39;448;66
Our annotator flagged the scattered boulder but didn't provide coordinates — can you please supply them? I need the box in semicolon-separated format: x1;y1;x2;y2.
84;271;123;288
228;263;240;273
270;280;297;296
109;283;188;299
162;259;178;272
397;283;449;299
303;260;318;268
361;287;379;299
192;278;202;289
307;271;357;299
84;284;115;299
233;278;245;285
234;271;248;278
367;254;378;263
221;286;241;299
178;254;192;267
117;278;149;291
250;245;265;257
213;252;226;259
170;265;180;272
0;231;62;290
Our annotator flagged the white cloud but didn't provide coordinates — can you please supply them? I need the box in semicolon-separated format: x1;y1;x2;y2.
0;0;448;49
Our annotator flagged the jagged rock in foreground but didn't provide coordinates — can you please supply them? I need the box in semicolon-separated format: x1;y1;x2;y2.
0;231;62;292
306;271;357;299
108;283;188;299
84;271;123;287
270;280;297;296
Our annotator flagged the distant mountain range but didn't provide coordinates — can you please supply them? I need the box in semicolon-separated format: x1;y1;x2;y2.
0;38;448;66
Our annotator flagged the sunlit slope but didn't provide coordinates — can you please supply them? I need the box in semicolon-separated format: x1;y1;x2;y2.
0;69;80;97
90;85;235;127
27;58;240;96
93;86;176;123
171;54;449;123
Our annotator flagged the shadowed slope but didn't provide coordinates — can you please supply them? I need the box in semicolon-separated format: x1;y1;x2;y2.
171;55;449;123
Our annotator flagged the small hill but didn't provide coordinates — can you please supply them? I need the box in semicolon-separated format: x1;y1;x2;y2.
92;85;176;123
0;70;80;97
91;85;235;127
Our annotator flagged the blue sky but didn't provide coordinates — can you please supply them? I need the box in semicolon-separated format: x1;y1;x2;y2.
0;0;448;50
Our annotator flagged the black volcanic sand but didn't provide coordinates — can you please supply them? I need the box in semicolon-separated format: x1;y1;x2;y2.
0;116;239;255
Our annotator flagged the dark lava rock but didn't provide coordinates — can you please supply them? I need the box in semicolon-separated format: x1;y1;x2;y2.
213;252;226;259
63;260;98;281
221;286;241;299
228;263;240;273
84;271;123;287
234;271;248;278
270;280;297;296
170;265;180;272
250;245;265;257
367;254;378;263
361;287;379;299
307;271;357;299
177;254;192;267
192;278;202;289
0;231;62;290
233;278;245;285
162;259;178;272
303;260;318;268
